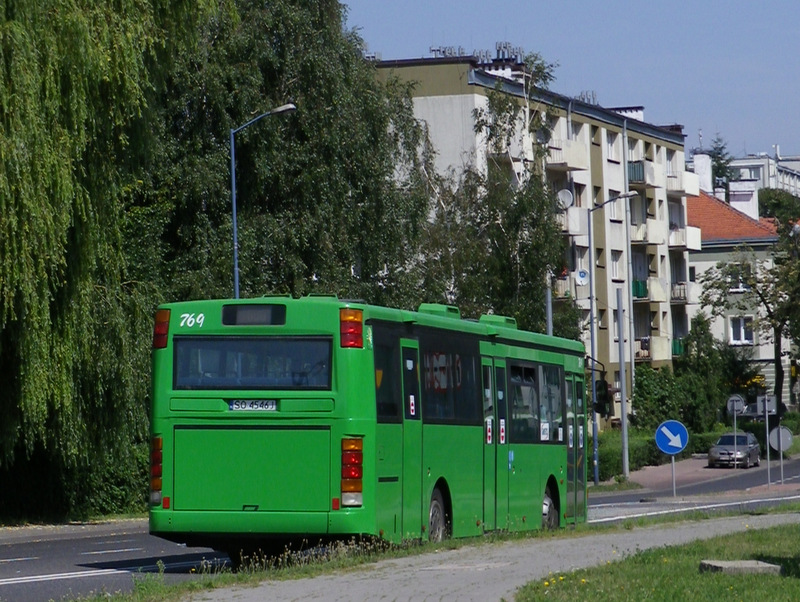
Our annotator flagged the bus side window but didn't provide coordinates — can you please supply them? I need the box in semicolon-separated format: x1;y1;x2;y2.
374;342;401;422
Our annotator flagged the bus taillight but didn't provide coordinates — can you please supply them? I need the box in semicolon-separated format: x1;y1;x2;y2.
150;436;163;506
152;309;171;349
341;438;363;507
339;308;363;348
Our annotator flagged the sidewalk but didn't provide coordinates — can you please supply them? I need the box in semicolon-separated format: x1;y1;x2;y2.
623;455;800;497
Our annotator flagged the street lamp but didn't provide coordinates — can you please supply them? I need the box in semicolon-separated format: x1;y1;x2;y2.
588;190;638;484
230;103;297;298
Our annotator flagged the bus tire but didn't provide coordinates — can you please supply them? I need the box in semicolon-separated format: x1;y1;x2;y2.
542;485;559;530
428;489;449;543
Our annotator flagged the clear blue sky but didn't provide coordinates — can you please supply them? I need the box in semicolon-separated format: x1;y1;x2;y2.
343;1;800;157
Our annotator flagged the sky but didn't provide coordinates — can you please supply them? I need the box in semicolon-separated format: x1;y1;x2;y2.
343;1;800;157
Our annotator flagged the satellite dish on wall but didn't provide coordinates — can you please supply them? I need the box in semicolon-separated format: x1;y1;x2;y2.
574;269;589;286
556;189;574;210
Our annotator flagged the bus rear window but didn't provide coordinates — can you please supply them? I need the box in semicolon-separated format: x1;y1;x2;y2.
173;336;332;390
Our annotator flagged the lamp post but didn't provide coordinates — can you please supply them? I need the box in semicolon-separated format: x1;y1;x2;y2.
230;103;297;298
588;190;638;484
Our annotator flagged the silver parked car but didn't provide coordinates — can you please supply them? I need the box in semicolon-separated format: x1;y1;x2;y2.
707;432;761;468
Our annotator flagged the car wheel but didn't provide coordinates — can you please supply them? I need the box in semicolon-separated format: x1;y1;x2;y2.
708;460;715;468
744;455;751;469
755;454;760;467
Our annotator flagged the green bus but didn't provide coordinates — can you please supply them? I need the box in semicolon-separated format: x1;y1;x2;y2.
149;296;587;556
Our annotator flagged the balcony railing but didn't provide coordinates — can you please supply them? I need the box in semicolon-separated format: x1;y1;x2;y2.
628;160;657;188
671;282;687;302
672;338;685;356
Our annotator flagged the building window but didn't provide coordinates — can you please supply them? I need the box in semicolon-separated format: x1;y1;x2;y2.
611;250;622;280
730;316;754;345
728;264;752;292
607;190;620;220
689;266;696;282
606;132;618;162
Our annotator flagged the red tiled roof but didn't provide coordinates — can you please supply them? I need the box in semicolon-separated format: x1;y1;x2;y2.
686;191;777;243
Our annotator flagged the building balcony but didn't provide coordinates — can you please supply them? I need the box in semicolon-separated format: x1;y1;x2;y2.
628;160;657;189
557;206;588;237
666;170;700;196
630;218;667;246
553;273;589;302
632;278;667;302
546;139;588;172
635;335;671;362
648;277;668;303
671;282;688;303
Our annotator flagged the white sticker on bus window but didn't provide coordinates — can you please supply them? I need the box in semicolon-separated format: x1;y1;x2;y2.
540;422;550;441
499;418;506;445
406;359;414;370
558;427;563;442
486;417;492;444
568;424;574;447
579;425;584;448
409;394;416;416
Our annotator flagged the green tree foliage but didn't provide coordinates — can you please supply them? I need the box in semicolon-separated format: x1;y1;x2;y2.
630;364;682;432
136;0;431;307
419;55;573;335
708;133;735;200
700;244;796;415
0;0;198;517
759;187;800;222
672;314;726;432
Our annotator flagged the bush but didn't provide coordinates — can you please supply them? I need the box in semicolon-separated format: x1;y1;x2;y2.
594;426;728;481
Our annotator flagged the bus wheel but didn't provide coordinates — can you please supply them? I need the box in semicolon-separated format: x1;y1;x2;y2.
428;489;449;543
542;486;559;530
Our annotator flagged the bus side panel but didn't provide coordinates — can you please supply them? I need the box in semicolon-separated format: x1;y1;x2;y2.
173;427;330;512
374;423;403;542
422;424;483;538
507;444;564;531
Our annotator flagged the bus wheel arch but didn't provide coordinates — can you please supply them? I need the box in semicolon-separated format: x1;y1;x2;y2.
428;479;452;542
542;476;560;530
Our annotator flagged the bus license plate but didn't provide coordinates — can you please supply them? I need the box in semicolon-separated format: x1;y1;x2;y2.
229;400;277;411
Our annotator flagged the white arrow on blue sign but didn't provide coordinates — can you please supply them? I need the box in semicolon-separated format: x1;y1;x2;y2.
655;420;688;455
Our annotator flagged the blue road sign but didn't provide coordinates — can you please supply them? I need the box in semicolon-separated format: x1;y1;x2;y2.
655;420;688;455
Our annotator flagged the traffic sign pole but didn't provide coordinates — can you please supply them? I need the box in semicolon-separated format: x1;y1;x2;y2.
655;420;689;498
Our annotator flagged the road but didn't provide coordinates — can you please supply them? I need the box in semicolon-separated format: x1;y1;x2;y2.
2;457;800;601
0;521;224;602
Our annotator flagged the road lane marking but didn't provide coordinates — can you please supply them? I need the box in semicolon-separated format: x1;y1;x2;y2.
0;556;39;564
81;548;144;556
0;558;222;586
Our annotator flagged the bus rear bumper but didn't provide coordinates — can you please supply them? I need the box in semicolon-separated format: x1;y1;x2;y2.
149;509;370;547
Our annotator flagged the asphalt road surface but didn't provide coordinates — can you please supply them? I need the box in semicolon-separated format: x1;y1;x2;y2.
2;456;800;601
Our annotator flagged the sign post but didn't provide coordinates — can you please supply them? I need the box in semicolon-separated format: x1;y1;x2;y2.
769;426;793;485
727;394;745;468
655;420;689;497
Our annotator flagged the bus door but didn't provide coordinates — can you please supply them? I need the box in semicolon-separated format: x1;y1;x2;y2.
482;359;509;532
575;378;587;521
564;377;586;523
400;341;423;539
481;359;496;531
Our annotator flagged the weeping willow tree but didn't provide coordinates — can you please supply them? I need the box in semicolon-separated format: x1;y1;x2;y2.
0;0;197;518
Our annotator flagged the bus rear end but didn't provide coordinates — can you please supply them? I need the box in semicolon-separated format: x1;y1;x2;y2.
149;297;373;554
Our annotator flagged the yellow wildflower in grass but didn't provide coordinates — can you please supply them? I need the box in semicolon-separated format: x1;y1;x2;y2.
544;581;550;587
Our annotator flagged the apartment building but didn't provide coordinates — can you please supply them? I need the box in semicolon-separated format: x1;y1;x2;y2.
687;187;790;407
377;48;700;423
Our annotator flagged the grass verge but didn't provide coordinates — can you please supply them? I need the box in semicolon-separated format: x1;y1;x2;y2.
515;520;800;600
73;503;800;601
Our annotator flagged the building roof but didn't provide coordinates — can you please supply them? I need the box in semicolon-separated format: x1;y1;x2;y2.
687;191;777;246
